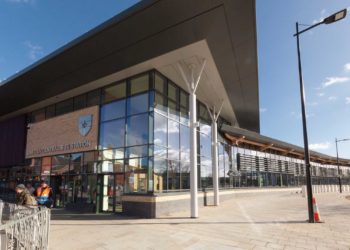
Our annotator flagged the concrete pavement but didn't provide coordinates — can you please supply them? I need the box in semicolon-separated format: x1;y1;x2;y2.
49;190;350;250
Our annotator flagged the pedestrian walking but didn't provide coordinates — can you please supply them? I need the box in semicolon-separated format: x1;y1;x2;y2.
34;180;53;208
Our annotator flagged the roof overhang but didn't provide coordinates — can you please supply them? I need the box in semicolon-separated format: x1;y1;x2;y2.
221;124;350;167
0;0;259;131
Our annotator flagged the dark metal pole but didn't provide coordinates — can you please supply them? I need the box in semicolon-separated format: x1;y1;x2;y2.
335;138;343;193
296;22;314;223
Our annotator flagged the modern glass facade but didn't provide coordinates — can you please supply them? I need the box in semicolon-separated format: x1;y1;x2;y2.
1;70;349;213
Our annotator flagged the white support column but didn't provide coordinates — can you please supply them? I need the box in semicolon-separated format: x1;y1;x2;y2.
206;101;223;206
177;60;206;218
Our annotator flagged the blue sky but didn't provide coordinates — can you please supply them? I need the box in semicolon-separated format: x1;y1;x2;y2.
257;0;350;158
0;0;350;158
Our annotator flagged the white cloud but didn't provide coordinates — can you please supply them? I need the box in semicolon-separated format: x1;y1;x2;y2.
318;93;325;97
323;77;349;88
328;96;337;101
259;108;267;113
24;41;43;61
344;63;350;72
291;111;314;119
307;102;318;106
346;97;350;104
309;142;331;151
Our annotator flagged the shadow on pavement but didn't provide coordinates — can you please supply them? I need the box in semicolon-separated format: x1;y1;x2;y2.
51;220;307;226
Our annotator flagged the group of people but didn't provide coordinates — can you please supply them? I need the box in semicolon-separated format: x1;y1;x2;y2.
15;180;53;208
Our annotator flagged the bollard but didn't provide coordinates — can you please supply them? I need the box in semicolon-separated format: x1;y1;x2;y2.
202;188;207;206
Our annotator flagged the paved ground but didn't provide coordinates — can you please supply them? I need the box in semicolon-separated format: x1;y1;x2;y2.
49;191;350;250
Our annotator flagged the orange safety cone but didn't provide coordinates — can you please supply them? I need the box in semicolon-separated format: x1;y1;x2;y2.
312;197;323;223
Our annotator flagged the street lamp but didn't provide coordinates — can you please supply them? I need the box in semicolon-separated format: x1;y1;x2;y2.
294;9;347;223
335;138;350;193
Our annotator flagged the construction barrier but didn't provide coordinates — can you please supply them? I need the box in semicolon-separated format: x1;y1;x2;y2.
0;201;50;250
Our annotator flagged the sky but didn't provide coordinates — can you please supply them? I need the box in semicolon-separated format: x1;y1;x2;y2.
0;0;350;158
256;0;350;158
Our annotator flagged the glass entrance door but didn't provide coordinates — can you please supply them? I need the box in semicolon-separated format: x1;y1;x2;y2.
97;174;124;213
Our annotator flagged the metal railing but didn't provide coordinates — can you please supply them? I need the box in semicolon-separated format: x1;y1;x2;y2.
0;201;50;250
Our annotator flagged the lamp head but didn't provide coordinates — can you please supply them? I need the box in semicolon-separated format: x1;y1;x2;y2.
323;9;347;24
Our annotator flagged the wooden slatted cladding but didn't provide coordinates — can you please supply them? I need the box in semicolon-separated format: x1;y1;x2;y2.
237;153;297;175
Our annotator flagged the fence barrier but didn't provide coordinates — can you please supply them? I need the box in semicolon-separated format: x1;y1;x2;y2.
301;184;350;196
0;201;50;250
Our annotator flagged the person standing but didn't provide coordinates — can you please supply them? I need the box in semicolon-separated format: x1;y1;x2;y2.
26;183;35;195
34;180;53;208
15;184;37;206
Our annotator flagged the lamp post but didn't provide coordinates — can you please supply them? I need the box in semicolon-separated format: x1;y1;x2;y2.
335;138;350;193
294;9;347;223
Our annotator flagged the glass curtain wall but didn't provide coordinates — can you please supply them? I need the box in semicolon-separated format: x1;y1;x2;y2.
20;69;350;200
153;72;191;192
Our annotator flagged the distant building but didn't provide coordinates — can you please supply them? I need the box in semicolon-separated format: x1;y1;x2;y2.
0;0;349;217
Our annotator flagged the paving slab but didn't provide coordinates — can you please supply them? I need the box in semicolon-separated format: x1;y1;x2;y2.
49;191;350;250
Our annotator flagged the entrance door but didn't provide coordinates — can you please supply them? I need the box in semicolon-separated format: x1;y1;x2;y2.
97;174;124;213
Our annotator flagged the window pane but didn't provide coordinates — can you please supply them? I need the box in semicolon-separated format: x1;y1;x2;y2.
180;106;189;125
74;94;87;110
168;100;179;121
154;93;167;115
52;155;70;175
154;157;167;192
99;119;125;149
168;83;177;101
127;93;149;116
130;74;149;95
41;157;51;176
200;123;211;136
154;73;165;93
70;153;83;174
56;99;73;116
126;145;148;158
100;99;125;122
97;160;114;173
180;91;188;108
28;158;41;175
199;103;210;121
114;159;124;172
126;157;149;171
87;89;101;107
125;171;148;193
168;160;180;190
102;82;126;103
126;113;149;146
168;120;179;160
180;125;190;159
154;145;167;158
45;105;55;119
154;112;167;146
101;148;124;160
83;151;97;163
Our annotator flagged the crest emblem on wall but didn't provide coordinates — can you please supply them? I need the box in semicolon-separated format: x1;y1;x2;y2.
79;115;92;136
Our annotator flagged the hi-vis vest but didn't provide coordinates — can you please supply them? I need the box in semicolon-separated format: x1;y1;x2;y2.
36;187;51;205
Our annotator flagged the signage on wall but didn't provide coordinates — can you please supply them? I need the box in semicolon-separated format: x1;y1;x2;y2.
25;106;99;158
79;115;92;136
